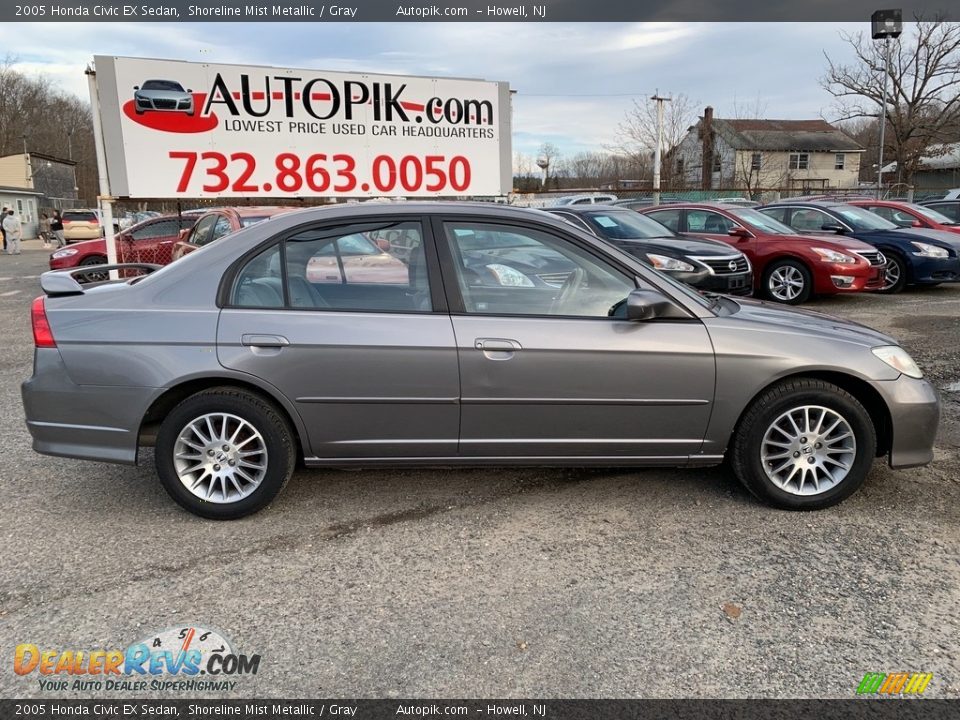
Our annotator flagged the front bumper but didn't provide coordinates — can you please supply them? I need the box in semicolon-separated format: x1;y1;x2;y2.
668;268;753;296
909;255;960;285
874;374;940;469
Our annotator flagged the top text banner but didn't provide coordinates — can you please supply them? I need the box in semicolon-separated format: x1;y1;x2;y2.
6;1;957;22
94;56;511;198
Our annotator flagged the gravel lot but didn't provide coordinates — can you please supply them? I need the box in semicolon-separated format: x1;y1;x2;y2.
1;242;958;699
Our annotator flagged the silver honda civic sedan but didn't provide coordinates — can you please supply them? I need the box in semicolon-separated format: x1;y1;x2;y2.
22;203;939;519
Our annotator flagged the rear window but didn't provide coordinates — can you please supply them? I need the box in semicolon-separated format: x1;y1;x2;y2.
62;211;97;222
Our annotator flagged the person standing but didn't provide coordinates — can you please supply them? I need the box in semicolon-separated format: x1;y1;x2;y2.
39;212;52;248
0;206;7;253
50;210;65;249
3;209;22;255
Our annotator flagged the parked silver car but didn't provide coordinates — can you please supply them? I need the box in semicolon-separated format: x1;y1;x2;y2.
22;203;939;519
133;79;194;115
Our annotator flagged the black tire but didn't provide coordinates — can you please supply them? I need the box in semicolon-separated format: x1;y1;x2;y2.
77;255;108;283
879;253;908;294
730;378;877;510
762;259;812;304
155;387;296;520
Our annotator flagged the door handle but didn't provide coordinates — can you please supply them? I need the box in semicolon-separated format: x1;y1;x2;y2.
241;334;290;348
474;338;522;352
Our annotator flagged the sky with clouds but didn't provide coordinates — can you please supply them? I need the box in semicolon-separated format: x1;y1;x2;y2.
11;21;871;162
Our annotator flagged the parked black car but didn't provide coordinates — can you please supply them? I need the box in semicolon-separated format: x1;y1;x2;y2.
759;200;960;293
547;205;752;295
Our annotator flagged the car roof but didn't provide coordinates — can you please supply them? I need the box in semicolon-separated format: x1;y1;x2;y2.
760;199;845;209
546;204;631;215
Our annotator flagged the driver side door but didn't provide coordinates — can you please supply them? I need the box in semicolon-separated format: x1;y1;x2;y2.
434;217;716;460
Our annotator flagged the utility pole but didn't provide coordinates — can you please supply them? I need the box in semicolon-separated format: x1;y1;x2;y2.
651;92;671;206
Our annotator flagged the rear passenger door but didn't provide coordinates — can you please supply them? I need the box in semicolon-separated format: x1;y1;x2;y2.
216;218;460;459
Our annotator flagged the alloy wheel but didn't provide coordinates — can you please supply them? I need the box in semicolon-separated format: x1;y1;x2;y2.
881;259;901;291
768;265;805;302
760;405;856;496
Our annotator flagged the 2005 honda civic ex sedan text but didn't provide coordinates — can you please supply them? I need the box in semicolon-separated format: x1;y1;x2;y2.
22;203;940;519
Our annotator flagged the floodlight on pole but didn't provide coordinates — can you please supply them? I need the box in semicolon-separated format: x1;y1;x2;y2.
871;9;902;199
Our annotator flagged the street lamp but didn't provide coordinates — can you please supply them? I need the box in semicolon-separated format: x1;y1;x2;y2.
872;8;902;199
651;91;671;206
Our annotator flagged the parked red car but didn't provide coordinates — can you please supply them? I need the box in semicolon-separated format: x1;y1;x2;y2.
49;214;198;280
847;199;960;235
172;207;299;261
639;203;886;304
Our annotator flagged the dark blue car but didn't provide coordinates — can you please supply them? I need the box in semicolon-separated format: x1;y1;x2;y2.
759;200;960;293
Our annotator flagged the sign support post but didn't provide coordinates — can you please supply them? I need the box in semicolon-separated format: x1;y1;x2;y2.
86;63;119;280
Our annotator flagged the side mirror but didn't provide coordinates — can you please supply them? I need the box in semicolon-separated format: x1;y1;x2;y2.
133;85;140;91
728;226;751;238
626;289;676;321
187;88;193;93
178;229;190;241
821;223;845;234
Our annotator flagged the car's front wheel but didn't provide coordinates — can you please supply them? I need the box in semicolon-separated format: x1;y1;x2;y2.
155;388;296;519
763;259;812;304
731;378;876;510
879;253;908;294
77;255;108;283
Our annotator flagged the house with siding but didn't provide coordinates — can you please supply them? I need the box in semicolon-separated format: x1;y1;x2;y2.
671;108;864;192
0;153;79;238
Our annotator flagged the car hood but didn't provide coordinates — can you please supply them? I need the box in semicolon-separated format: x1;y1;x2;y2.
609;234;740;257
58;238;107;252
852;227;957;249
725;296;896;348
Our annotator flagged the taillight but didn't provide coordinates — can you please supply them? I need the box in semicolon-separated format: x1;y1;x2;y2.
31;297;56;348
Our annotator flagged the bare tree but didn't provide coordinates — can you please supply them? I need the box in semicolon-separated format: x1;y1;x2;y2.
0;58;97;202
821;16;960;185
614;92;698;186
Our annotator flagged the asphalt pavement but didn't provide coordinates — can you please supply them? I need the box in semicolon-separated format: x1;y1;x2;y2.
1;242;958;699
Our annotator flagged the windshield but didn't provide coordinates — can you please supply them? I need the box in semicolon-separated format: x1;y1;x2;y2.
834;205;898;231
583;210;676;239
910;203;956;224
729;208;797;235
142;80;185;91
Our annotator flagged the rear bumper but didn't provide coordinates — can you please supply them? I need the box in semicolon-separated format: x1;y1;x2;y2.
874;375;940;469
21;348;157;465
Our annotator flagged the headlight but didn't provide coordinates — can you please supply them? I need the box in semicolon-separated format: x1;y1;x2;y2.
812;247;857;264
910;241;949;258
646;253;696;272
51;249;78;259
485;263;534;287
872;345;923;379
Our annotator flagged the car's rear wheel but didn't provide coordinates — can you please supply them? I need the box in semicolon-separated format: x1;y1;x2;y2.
155;388;296;519
77;255;108;283
879;253;907;294
731;378;876;510
763;259;812;304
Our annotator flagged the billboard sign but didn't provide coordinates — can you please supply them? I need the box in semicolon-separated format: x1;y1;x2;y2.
93;56;512;199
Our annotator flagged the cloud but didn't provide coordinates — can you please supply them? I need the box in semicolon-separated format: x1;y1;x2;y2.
6;21;868;157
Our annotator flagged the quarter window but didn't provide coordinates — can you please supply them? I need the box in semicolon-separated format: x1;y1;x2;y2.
441;222;634;318
188;215;218;247
789;153;810;170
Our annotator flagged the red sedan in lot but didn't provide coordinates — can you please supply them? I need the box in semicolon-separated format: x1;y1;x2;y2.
49;214;198;280
172;207;299;261
639;203;886;304
847;199;960;235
